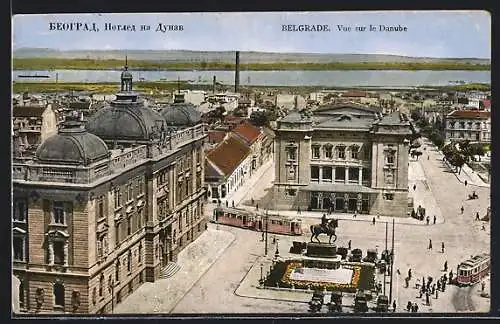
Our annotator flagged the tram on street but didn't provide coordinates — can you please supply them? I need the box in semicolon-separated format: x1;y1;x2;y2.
456;253;490;286
212;207;303;236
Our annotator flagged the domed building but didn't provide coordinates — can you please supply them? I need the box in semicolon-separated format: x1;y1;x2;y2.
86;62;166;143
160;93;201;129
36;115;110;166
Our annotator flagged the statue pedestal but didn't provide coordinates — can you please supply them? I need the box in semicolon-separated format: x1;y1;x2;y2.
306;242;337;258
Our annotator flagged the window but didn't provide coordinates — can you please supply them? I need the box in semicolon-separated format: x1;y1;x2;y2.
311;166;319;181
114;188;121;209
337;146;346;159
138;177;144;195
13;236;25;261
324;145;333;159
312;146;320;159
52;202;65;225
127;183;133;201
350;145;359;159
97;237;103;259
115;260;120;282
286;147;297;161
127;217;132;236
99;274;104;297
137;209;143;229
97;197;104;220
14;199;27;222
138;243;142;263
127;250;132;273
322;167;332;181
335;167;345;181
115;222;121;244
53;283;65;308
54;241;65;265
386;152;395;165
349;168;358;182
287;165;296;180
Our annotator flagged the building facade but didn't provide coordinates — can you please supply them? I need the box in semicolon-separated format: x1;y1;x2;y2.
445;110;491;143
273;105;412;218
12;66;207;314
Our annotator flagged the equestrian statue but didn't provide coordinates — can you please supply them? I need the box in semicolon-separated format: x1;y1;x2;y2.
310;214;338;244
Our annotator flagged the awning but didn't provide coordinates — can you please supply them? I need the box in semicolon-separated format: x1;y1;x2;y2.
303;183;378;194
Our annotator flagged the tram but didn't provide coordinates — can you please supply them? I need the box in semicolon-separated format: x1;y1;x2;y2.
212;207;303;236
456;253;490;286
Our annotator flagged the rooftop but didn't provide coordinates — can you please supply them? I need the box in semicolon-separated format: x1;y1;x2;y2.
447;110;490;119
206;135;250;177
13;105;47;118
232;121;261;145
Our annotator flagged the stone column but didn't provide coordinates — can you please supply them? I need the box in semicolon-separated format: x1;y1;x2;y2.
64;241;69;266
48;242;54;265
344;167;349;184
332;167;336;182
319;167;323;183
358;168;363;185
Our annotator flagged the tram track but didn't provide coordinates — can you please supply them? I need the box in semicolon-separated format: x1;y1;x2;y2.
452;285;475;312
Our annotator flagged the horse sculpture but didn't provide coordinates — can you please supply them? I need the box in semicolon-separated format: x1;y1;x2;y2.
310;219;338;244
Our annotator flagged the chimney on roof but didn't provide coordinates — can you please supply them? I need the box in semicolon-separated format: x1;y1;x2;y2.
235;51;240;93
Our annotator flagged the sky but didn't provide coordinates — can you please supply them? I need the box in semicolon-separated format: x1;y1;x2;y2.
12;11;491;58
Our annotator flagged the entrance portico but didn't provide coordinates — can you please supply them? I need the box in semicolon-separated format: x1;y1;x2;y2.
305;183;377;213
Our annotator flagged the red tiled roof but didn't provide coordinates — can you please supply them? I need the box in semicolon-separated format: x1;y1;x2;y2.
232;121;261;145
206;136;250;176
448;110;490;119
208;130;226;144
13;106;46;118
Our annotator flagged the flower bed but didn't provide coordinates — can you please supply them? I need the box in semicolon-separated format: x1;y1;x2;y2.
264;260;375;293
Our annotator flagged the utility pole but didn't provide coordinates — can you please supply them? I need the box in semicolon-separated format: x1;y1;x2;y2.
389;218;395;303
264;209;269;256
383;221;388;296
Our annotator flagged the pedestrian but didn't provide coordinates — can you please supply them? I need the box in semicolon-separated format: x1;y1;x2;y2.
256;203;259;211
433;215;436;224
426;292;430;306
405;277;410;288
396;268;401;275
443;274;447;283
413;184;416;191
414;303;419;312
481;281;485;292
261;231;265;241
465;180;468;186
348;240;352;250
461;206;464;214
408;268;412;279
427;155;430;160
476;212;480;221
407;301;412;312
437;280;441;291
441;242;445;253
482;225;486;231
297;207;301;215
449;271;453;284
431;284;436;294
428;239;432;250
272;235;276;244
353;212;356;218
415;277;420;290
225;200;228;208
372;217;376;225
251;197;254;206
377;212;380;219
426;216;430;225
392;300;396;312
444;261;448;272
435;288;439;299
232;200;235;208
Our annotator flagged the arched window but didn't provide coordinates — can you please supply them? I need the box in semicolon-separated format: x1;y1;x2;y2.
350;145;360;160
336;145;346;159
53;282;65;308
99;274;104;297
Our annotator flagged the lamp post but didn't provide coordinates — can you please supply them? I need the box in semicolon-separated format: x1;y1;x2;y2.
389;218;395;304
264;209;269;256
260;263;264;285
275;238;280;258
107;279;114;314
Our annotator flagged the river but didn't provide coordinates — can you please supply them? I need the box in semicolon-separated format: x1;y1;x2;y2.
13;69;490;88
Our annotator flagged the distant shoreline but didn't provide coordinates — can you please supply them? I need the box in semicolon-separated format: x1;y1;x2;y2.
12;81;491;94
13;58;491;71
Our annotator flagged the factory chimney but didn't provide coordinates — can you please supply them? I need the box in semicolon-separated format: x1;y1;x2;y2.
213;75;217;94
234;51;240;93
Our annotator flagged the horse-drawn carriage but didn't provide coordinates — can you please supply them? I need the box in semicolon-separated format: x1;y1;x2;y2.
468;191;479;200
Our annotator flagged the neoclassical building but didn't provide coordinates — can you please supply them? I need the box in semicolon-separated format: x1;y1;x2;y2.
273;104;412;217
12;64;207;314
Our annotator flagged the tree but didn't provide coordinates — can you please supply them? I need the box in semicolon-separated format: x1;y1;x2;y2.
249;111;268;126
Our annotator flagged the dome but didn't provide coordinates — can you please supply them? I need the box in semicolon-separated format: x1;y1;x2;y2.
160;94;201;127
86;101;167;141
36;121;110;166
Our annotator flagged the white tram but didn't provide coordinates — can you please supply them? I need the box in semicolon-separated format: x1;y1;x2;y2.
456;253;490;286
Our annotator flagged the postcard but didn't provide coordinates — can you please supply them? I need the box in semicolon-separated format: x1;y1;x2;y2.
11;11;491;316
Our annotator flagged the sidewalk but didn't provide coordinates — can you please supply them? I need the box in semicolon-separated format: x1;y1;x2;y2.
113;228;235;314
